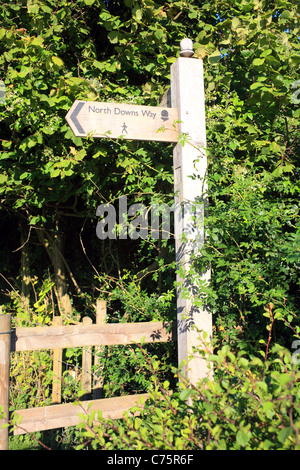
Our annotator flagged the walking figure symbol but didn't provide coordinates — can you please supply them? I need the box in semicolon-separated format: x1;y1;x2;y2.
121;122;128;134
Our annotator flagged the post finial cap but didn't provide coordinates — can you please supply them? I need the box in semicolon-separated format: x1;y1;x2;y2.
180;38;194;57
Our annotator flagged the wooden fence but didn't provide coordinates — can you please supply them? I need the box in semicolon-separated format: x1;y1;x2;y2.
0;302;174;450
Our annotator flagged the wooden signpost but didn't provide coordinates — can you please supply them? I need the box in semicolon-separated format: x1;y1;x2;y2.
66;38;213;387
171;40;212;385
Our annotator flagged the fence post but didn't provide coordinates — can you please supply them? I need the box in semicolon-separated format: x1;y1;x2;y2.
0;307;11;450
81;316;92;400
52;316;63;403
93;300;106;399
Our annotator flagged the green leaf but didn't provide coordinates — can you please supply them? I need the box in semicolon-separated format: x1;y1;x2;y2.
262;401;275;418
108;31;120;44
133;8;142;21
27;3;39;14
154;29;164;41
231;17;241;30
260;48;272;58
278;373;293;386
238;357;249;368
278;427;292;444
253;58;265;66
208;50;221;65
293;108;300;118
52;56;64;67
31;37;44;47
50;169;60;178
179;388;192;401
236;429;250;447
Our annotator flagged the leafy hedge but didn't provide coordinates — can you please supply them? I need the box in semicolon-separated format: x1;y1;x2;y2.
78;343;300;450
0;0;299;450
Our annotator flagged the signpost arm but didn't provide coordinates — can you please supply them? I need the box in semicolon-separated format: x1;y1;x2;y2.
171;39;213;386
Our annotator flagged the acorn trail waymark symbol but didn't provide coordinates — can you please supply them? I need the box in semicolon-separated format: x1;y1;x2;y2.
161;110;169;122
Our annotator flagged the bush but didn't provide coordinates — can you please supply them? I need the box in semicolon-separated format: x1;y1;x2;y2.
77;343;300;450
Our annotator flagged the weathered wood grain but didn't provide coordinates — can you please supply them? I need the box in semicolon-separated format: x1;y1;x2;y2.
13;393;149;435
11;321;173;352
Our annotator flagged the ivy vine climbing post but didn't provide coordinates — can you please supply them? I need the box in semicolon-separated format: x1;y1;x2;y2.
171;38;213;386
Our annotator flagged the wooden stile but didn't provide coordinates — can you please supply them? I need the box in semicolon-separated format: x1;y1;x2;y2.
7;318;172;441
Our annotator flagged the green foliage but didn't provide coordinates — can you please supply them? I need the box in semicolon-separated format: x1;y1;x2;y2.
8;281;54;410
0;0;299;450
94;343;174;398
77;343;300;450
91;273;176;397
1;1;298;328
96;272;175;323
192;0;299;351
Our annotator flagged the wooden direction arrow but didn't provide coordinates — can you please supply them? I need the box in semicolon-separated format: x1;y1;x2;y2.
66;100;179;142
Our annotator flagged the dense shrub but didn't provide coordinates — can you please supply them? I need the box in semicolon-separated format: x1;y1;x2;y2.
77;343;300;450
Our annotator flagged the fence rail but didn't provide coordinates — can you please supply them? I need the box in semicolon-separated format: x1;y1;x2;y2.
13;393;150;436
0;305;174;450
10;320;173;352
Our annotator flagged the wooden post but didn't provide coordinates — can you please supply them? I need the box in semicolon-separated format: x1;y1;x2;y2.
93;300;106;399
81;316;92;399
52;316;63;404
0;308;11;450
171;39;213;386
